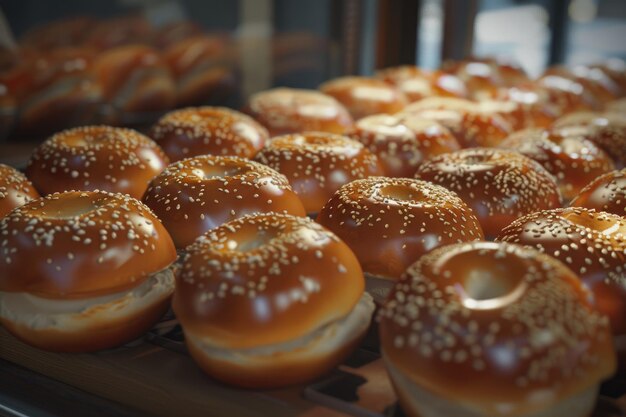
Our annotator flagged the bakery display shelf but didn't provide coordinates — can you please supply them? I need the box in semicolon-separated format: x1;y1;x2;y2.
1;312;625;417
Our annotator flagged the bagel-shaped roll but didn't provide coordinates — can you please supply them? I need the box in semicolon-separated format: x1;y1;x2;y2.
0;164;39;218
349;114;460;178
379;241;615;417
142;155;306;248
497;208;626;361
570;168;626;216
245;88;354;136
0;190;177;352
174;213;374;388
150;107;268;162
500;128;615;201
254;132;383;214
319;76;407;120
26;126;169;199
414;148;561;238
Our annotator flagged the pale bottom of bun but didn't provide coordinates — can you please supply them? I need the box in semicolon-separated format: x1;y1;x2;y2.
185;292;375;389
383;354;598;417
0;268;175;352
365;273;395;305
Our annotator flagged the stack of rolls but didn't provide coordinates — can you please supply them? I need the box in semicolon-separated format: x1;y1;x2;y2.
1;16;240;136
0;50;625;413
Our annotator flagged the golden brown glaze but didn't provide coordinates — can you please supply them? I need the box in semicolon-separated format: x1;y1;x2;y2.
316;177;484;280
488;85;560;130
379;241;615;416
0;190;176;298
497;208;626;339
500;128;615;201
570;169;626;216
162;36;236;107
401;97;513;148
348;114;460;178
414;148;561;238
142;155;306;248
441;59;504;99
150;107;268;162
26;126;169;199
245;88;354;136
91;45;176;115
376;66;468;102
319;76;407;119
553;112;626;168
536;74;597;114
607;98;626;114
544;65;620;107
254;132;383;214
174;213;364;348
0;164;39;218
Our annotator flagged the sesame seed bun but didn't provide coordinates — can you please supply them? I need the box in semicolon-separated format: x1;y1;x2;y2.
414;148;561;238
0;190;177;352
319;76;407;120
317;177;483;283
254;132;383;214
174;213;372;388
26;126;169;199
245;88;354;136
0;164;39;218
349;114;459;178
497;207;626;367
400;97;513;148
142;155;306;248
570;168;626;216
150;107;268;162
379;241;615;417
500;128;615;201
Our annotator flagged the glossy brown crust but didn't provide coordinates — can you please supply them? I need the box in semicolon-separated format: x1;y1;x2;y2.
173;213;365;349
536;75;597;114
376;66;468;102
379;241;615;416
91;45;176;114
142;155;306;248
401;97;513;148
0;190;176;298
254;133;383;214
26;126;169;199
489;86;560;130
245;88;354;136
553;112;626;168
348;114;460;178
162;36;235;107
497;208;626;338
441;59;503;98
544;66;620;107
316;177;484;280
150;107;268;162
319;76;407;120
1;295;170;353
186;326;365;389
570;169;626;216
414;148;561;238
500;128;615;200
0;164;39;218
